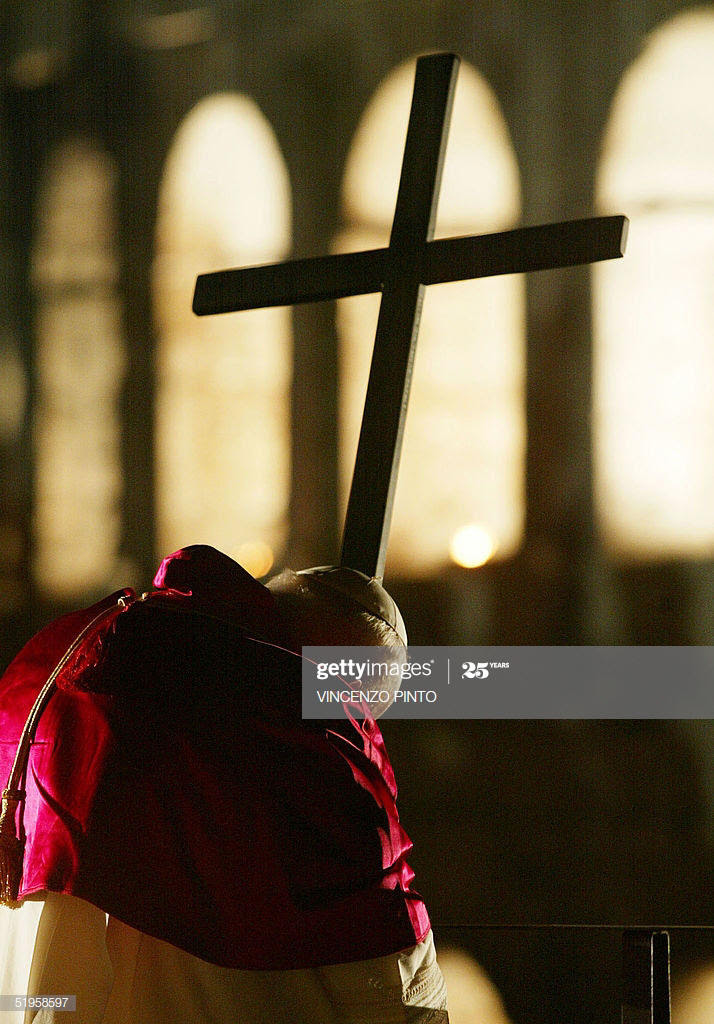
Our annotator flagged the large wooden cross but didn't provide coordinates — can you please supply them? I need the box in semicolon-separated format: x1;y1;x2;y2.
193;52;627;581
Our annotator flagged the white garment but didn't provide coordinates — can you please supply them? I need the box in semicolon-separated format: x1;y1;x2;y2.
1;894;448;1024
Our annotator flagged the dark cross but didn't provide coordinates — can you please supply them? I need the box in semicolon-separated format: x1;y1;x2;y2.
193;52;628;581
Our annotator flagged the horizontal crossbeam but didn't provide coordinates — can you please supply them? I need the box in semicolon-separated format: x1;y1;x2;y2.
192;215;628;315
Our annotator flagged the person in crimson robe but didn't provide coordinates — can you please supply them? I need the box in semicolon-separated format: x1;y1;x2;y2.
0;545;448;1023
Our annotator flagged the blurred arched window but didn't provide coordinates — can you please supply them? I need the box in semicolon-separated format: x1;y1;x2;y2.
594;9;714;558
32;140;124;598
154;93;292;579
337;59;524;576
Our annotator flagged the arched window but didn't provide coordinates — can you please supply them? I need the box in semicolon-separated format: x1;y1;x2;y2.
595;9;714;558
32;140;124;599
154;94;292;579
338;59;524;575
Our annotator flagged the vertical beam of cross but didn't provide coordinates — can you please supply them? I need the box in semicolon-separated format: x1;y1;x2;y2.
193;52;627;581
340;52;457;578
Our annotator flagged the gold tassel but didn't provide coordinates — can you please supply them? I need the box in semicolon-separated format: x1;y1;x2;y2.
0;599;130;909
0;789;23;907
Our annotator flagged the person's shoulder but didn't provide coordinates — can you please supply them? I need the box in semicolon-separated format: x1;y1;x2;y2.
99;595;301;714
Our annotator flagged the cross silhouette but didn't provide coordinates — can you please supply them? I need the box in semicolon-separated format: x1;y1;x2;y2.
193;52;628;581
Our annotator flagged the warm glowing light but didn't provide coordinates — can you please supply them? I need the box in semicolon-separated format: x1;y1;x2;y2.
437;947;512;1024
235;540;274;579
595;11;714;558
671;963;714;1024
339;59;524;575
154;94;291;563
449;524;497;568
32;142;124;598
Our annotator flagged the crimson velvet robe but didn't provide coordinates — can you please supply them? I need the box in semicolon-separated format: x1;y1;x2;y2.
0;546;430;970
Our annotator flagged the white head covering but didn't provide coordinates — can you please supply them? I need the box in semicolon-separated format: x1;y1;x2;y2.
296;566;407;645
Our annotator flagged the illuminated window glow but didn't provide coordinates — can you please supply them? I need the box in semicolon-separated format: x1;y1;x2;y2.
338;59;524;575
32;141;124;598
595;10;714;558
154;94;292;576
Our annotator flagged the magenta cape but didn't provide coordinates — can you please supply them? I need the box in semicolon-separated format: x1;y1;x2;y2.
0;546;429;968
